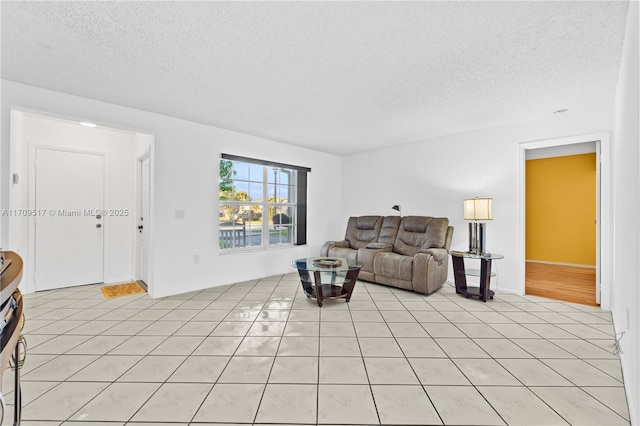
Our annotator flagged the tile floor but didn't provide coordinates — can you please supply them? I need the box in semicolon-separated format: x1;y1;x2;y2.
1;273;630;425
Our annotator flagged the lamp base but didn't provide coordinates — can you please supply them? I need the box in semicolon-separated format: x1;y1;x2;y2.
468;222;486;255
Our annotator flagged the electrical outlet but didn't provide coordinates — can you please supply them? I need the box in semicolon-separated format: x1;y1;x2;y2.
175;209;185;219
193;254;200;264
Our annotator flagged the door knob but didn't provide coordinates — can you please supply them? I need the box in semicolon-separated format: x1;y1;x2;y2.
96;223;102;228
96;214;102;219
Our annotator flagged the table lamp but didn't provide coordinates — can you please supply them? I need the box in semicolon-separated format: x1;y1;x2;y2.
464;197;492;254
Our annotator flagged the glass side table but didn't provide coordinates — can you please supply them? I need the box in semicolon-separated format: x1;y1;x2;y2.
450;250;504;302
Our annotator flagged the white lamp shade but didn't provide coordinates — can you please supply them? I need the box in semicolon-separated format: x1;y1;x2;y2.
464;198;493;220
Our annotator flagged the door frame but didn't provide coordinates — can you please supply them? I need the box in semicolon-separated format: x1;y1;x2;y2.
517;132;611;310
134;151;153;292
28;144;110;292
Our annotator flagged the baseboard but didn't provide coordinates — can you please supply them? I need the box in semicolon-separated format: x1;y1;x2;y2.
526;260;596;269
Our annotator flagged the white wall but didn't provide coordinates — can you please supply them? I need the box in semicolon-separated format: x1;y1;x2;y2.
8;110;139;291
341;106;614;295
612;1;639;424
1;80;343;298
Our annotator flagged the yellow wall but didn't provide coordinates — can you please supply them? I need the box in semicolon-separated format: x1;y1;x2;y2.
526;153;596;266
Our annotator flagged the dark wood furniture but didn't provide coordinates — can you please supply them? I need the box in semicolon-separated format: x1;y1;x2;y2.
1;251;25;426
451;250;503;302
292;257;362;307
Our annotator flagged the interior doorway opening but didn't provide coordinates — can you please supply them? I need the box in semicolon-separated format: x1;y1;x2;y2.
8;108;154;296
525;145;598;306
518;132;611;310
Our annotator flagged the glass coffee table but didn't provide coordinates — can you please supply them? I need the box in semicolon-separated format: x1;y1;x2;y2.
292;257;362;307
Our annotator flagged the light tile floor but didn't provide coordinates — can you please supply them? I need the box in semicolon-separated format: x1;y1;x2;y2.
1;274;630;425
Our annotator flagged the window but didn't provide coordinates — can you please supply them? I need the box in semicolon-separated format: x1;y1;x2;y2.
219;154;309;251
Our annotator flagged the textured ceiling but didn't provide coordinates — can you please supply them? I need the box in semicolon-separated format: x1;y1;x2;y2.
1;1;630;155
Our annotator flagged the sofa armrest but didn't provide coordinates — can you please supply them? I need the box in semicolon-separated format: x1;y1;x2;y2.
365;242;392;251
413;248;450;294
417;247;448;262
320;240;349;257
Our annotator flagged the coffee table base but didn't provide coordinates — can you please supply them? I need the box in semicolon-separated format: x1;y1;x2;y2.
297;269;359;307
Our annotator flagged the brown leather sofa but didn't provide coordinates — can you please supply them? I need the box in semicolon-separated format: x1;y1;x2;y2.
320;215;454;295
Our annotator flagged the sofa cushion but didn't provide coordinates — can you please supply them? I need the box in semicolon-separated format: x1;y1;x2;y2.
423;218;450;248
378;216;401;245
403;216;430;233
373;252;414;283
358;244;391;275
356;216;380;230
393;216;449;256
345;216;383;249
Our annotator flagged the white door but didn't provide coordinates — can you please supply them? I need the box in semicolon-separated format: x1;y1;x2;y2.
138;156;150;284
35;148;105;290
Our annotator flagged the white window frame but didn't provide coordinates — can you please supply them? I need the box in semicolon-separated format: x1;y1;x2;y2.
219;156;304;251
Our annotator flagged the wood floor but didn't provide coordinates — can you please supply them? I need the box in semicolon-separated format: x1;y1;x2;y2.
525;261;598;307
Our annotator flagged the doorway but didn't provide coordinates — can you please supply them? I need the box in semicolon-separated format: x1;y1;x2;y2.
136;154;150;285
33;147;106;291
518;132;611;310
525;149;597;305
10;108;155;295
